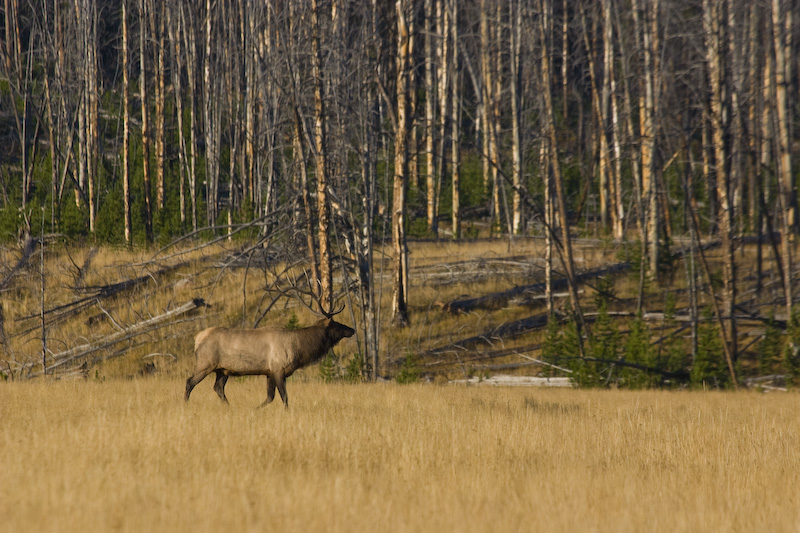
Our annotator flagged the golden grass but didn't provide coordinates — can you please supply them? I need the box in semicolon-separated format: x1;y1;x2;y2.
1;379;798;532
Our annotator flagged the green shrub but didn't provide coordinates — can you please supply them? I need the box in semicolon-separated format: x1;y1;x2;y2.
784;307;800;387
319;351;338;383
396;352;420;384
759;313;784;375
343;353;365;383
285;312;301;330
691;307;728;389
621;314;660;389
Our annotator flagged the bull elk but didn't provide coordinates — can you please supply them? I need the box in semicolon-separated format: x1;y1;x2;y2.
185;309;355;408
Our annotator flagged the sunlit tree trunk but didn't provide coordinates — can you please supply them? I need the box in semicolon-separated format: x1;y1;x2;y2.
122;0;132;244
580;3;611;232
204;0;220;229
182;5;198;232
86;0;98;233
539;0;587;349
151;1;166;212
392;0;411;326
436;0;449;238
633;0;660;276
491;0;503;235
542;139;553;317
510;0;522;235
424;0;438;236
704;0;738;364
311;0;333;309
450;0;461;239
294;107;321;297
480;0;491;198
614;6;642;249
772;0;794;317
167;5;187;229
138;0;153;240
607;0;624;240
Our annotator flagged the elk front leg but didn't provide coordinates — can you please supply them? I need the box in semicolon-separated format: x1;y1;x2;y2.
259;375;277;408
275;373;289;409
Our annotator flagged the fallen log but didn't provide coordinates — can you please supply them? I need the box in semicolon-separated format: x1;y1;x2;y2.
0;238;39;291
27;298;209;377
427;312;557;354
449;375;572;387
14;260;194;337
441;239;726;315
442;262;630;314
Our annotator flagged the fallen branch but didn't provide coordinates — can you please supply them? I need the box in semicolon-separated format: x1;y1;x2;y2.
441;239;725;315
0;238;38;291
14;260;197;337
26;298;209;378
442;263;630;314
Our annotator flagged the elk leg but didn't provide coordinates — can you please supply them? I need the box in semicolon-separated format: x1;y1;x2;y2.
213;371;229;403
259;375;276;408
275;374;289;409
184;367;213;402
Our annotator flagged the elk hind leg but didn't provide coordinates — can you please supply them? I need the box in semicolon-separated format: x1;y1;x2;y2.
213;371;229;403
275;374;289;409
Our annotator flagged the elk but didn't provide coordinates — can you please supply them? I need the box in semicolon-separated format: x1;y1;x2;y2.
184;309;355;408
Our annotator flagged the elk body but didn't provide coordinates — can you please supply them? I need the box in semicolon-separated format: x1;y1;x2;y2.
185;317;355;408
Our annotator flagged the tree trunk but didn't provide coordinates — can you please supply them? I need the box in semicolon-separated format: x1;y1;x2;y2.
450;0;461;239
86;0;98;233
204;0;219;229
510;0;522;235
607;0;624;240
393;0;411;327
167;4;187;229
151;1;166;212
437;0;449;237
424;0;438;236
772;0;794;317
539;0;587;349
139;0;153;241
633;0;659;276
122;0;132;244
480;0;491;198
704;0;737;363
311;0;333;310
580;3;610;232
182;4;199;232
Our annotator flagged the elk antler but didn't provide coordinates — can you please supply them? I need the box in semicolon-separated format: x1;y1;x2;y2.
287;270;344;319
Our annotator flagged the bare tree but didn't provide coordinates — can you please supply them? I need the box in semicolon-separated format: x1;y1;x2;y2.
509;0;523;234
392;0;411;326
771;0;794;318
450;0;461;240
538;0;587;348
311;0;334;309
704;0;738;362
122;0;132;244
424;0;438;236
139;0;153;241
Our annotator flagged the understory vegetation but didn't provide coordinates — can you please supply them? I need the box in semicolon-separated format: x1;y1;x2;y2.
0;236;796;392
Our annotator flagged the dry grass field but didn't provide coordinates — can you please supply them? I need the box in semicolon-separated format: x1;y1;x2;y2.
1;378;798;532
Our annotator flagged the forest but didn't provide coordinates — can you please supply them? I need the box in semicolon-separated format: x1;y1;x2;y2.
1;0;799;388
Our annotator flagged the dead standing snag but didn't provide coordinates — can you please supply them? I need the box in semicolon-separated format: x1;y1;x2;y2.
185;315;355;408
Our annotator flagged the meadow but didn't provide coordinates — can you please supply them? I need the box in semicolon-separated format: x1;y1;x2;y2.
1;378;798;532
